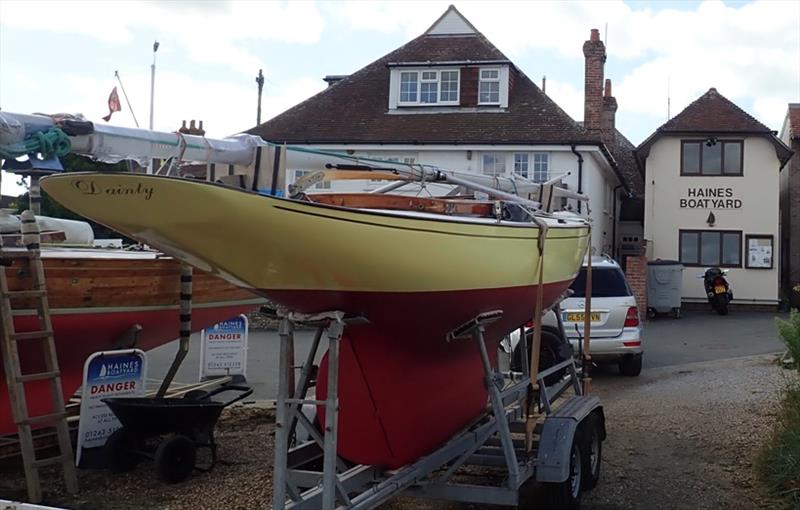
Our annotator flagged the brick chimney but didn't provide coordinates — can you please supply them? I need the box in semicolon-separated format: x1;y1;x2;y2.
602;78;617;148
583;28;606;135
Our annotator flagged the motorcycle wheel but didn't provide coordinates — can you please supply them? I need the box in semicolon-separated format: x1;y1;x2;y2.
715;294;729;315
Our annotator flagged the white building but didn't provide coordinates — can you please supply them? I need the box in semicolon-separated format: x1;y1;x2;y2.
250;6;642;256
635;88;792;305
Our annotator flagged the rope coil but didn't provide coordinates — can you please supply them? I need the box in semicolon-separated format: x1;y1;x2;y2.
0;127;71;160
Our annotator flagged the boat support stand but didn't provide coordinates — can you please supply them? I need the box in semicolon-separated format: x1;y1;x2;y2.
271;309;604;510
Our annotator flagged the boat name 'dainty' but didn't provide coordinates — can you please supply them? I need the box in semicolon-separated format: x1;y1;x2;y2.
72;179;154;201
679;187;742;209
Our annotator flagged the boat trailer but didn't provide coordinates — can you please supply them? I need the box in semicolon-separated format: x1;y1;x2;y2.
271;308;605;510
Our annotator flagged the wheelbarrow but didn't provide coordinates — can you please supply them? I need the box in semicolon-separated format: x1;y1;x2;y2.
103;385;253;483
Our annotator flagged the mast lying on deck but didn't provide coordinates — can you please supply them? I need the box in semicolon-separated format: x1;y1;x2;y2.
0;111;587;213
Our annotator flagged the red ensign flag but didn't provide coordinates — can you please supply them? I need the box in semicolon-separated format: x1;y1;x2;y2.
102;86;122;122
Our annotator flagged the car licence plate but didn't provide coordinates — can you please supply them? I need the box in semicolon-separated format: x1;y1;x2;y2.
714;285;726;294
566;313;600;322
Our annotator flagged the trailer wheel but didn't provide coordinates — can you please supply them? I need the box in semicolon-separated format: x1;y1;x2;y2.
579;413;603;490
543;433;583;509
155;435;196;483
105;427;142;473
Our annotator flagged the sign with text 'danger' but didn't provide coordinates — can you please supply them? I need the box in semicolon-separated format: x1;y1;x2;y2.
77;349;146;465
679;187;742;209
200;315;248;380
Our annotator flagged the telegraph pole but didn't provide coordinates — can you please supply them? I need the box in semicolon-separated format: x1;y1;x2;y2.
256;69;264;125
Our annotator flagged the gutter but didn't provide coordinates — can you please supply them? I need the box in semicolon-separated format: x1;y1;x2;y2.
611;183;625;260
571;144;584;214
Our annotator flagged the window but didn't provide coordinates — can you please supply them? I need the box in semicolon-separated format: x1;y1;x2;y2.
479;69;500;104
440;71;459;102
533;153;549;183
399;72;418;103
569;267;632;297
368;155;416;182
482;153;506;176
293;170;331;190
679;230;741;267
513;153;528;178
397;69;459;105
681;140;743;176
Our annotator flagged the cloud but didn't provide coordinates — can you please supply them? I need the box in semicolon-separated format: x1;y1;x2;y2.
334;0;799;135
0;0;325;75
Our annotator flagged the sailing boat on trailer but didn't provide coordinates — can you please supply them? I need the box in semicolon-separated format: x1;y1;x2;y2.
5;111;590;468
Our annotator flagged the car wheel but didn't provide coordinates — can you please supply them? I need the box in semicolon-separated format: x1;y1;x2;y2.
511;326;570;385
618;353;642;377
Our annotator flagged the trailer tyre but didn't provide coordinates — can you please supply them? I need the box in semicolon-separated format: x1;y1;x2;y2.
105;427;142;473
579;414;603;490
543;433;583;510
155;434;196;483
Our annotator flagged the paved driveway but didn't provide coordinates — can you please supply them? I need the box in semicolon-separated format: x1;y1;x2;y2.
641;309;785;369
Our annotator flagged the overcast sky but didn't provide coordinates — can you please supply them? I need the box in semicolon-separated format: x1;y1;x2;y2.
1;0;799;196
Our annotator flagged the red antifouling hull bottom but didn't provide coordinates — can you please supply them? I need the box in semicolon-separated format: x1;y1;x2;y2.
266;280;571;468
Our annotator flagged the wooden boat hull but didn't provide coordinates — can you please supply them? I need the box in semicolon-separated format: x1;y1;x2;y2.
1;250;263;437
40;173;590;467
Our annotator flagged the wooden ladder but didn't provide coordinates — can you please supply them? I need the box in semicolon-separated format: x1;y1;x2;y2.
0;210;78;503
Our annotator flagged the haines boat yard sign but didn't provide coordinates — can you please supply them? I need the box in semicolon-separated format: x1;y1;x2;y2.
679;187;743;209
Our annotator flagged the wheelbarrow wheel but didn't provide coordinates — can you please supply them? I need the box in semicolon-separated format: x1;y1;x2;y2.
105;427;142;473
155;435;196;483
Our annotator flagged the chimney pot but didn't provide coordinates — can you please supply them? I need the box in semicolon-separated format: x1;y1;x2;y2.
604;79;612;97
590;28;600;41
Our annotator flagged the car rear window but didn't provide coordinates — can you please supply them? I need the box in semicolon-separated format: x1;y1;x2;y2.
569;267;632;297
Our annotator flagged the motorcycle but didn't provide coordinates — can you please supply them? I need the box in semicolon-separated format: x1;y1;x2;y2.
697;267;733;315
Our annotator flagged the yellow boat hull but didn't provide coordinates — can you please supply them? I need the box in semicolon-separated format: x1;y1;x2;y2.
41;172;590;467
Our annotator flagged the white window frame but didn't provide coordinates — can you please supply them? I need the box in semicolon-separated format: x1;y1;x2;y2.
397;69;460;106
532;152;549;183
479;68;501;105
293;169;331;190
482;152;506;176
513;153;529;178
367;155;417;182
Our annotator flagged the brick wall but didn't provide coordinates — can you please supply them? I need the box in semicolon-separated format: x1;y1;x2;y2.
625;255;648;319
789;137;800;308
582;29;605;134
460;67;478;107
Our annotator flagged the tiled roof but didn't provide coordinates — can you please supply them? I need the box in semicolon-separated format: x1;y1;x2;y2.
660;87;772;133
635;88;793;170
611;130;643;198
249;32;599;146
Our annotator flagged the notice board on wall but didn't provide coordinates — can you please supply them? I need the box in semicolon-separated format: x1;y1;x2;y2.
746;235;773;269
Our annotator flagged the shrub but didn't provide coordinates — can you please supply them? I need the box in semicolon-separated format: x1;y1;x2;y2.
758;383;800;508
775;310;800;371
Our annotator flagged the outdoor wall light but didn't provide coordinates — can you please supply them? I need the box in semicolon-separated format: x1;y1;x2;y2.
466;150;473;160
705;137;718;147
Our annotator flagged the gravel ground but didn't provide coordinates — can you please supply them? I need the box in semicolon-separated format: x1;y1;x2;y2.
0;354;791;509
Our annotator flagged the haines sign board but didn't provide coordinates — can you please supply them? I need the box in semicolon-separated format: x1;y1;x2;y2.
76;349;147;466
679;187;742;209
200;315;249;380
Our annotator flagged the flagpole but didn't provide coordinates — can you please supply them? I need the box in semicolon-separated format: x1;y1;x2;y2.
114;70;139;128
148;40;159;174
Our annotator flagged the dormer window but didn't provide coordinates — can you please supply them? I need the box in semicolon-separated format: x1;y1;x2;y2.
398;69;460;106
479;69;500;104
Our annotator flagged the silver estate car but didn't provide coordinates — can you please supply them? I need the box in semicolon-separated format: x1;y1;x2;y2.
561;256;643;376
506;256;643;377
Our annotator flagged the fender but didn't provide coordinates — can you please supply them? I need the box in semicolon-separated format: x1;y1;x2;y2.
536;395;605;483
